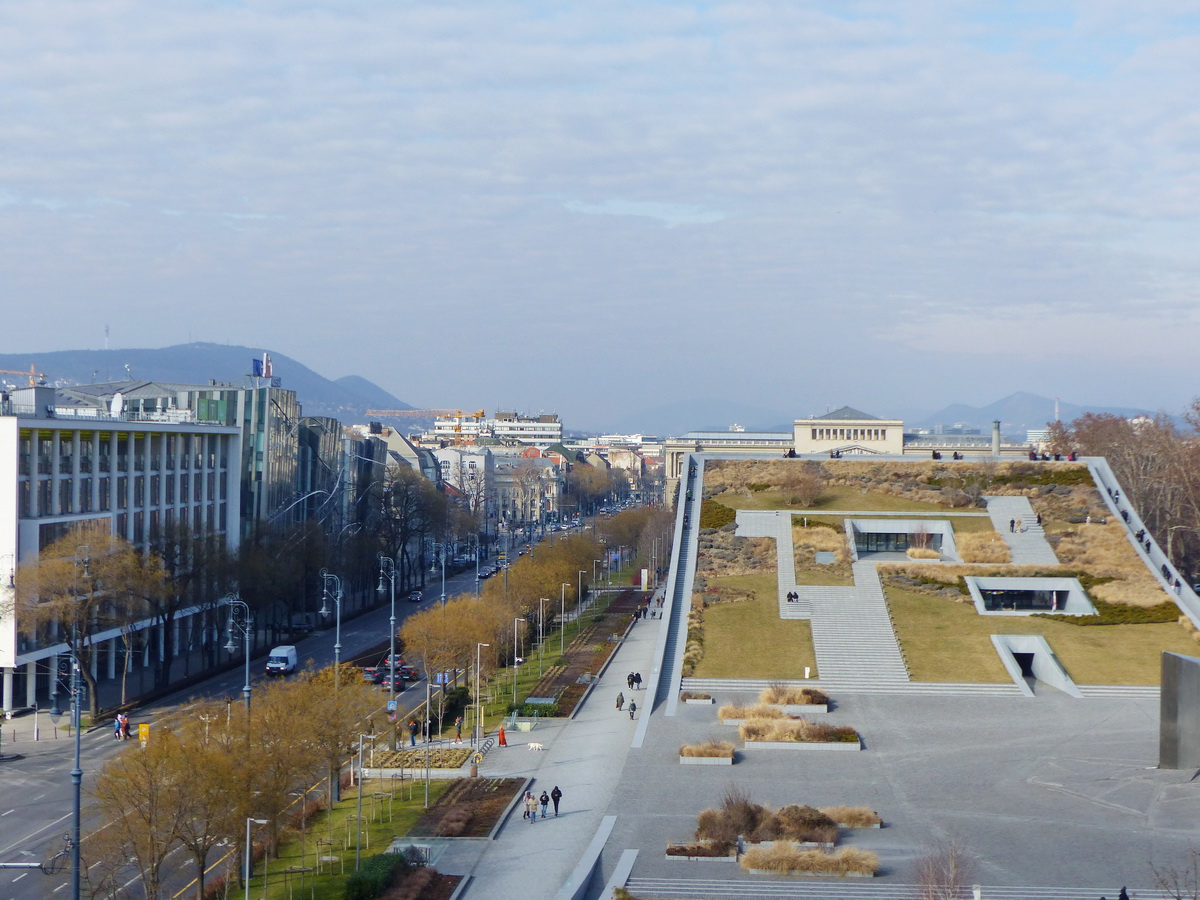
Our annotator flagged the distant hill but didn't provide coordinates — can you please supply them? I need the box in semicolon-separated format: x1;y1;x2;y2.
915;392;1156;437
0;343;412;421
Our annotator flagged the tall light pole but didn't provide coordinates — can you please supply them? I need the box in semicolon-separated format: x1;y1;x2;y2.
475;643;490;743
222;593;253;710
513;619;521;705
319;569;343;689
593;559;602;586
560;583;570;656
245;817;268;900
431;542;447;607
538;598;550;677
578;569;587;635
377;556;398;749
70;544;89;900
355;732;374;870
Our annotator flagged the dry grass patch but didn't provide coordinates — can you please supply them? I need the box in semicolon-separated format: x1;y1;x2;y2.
906;547;941;559
1054;521;1171;607
696;788;839;845
957;531;1012;563
679;691;711;701
759;684;828;705
692;574;818;679
739;717;859;743
665;840;734;857
740;843;879;876
719;703;786;721
819;806;882;827
679;740;736;758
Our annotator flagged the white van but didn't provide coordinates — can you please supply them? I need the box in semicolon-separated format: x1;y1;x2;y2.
265;645;297;676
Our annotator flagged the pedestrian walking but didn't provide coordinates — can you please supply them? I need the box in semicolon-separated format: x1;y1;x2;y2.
454;716;463;744
627;673;635;690
616;691;624;710
539;790;550;818
114;715;123;740
1009;518;1015;533
634;672;642;690
408;719;418;747
525;792;539;823
498;725;507;747
120;713;130;741
522;791;532;819
1015;517;1023;533
550;785;562;816
628;700;637;720
1036;513;1042;526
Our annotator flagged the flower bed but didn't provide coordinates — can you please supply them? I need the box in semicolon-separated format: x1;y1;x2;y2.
374;747;473;769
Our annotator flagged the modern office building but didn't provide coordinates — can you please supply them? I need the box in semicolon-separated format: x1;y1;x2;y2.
0;385;241;715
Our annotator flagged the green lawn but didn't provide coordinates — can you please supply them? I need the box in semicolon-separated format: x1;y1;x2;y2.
886;585;1199;685
693;574;818;679
235;778;454;900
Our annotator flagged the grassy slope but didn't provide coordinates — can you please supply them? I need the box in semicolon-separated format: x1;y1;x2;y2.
693;573;818;679
887;585;1199;685
716;485;955;513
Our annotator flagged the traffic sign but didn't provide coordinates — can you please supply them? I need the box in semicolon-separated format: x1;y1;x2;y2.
386;700;398;711
138;723;150;744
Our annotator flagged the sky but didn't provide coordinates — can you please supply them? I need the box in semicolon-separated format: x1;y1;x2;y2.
2;1;1198;430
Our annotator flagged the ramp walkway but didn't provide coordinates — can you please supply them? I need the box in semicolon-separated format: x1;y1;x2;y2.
984;495;1059;565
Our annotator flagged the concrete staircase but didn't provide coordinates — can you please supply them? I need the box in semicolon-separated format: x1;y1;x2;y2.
681;676;1024;697
624;877;1138;900
807;561;910;688
984;495;1060;566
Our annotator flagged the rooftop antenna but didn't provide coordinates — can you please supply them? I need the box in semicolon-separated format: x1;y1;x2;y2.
104;325;109;351
1054;397;1060;422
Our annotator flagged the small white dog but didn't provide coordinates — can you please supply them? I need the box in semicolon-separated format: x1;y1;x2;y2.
527;742;546;751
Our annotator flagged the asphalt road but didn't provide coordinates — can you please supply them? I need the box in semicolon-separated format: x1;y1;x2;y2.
0;562;489;899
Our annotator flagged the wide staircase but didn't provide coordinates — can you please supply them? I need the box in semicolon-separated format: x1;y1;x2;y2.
984;495;1059;565
806;561;910;689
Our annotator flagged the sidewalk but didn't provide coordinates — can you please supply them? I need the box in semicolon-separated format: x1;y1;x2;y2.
436;590;664;900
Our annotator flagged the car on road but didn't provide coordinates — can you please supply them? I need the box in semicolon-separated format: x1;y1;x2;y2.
407;590;423;603
377;673;407;691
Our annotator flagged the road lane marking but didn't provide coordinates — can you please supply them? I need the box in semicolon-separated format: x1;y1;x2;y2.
1;810;13;816
13;872;26;882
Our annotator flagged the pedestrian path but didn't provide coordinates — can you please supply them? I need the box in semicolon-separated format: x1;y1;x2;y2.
984;495;1059;566
443;595;665;900
807;560;910;687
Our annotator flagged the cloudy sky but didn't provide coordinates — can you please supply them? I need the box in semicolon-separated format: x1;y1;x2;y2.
2;1;1198;429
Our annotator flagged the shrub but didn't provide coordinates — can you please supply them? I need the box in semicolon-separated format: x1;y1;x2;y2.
739;717;858;743
773;805;838;844
343;852;412;900
378;865;436;900
759;684;828;705
699;498;737;529
505;702;560;716
907;547;941;559
679;691;712;701
679;740;735;758
739;843;878;875
819;806;883;827
696;785;768;843
1033;598;1181;626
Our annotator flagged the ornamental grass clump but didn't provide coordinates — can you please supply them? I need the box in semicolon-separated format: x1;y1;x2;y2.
679;740;735;758
759;684;828;705
665;840;734;857
957;532;1011;564
819;806;883;827
740;843;878;876
739;717;858;743
679;691;712;701
906;547;941;560
719;703;785;722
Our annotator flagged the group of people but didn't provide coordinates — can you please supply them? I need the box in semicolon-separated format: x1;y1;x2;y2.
522;786;563;821
112;712;130;741
785;591;802;602
615;691;638;719
1029;450;1078;461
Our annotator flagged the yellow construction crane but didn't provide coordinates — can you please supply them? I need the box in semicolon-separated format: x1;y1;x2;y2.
0;363;46;386
365;408;486;444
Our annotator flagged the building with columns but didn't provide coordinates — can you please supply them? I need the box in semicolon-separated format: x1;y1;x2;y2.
0;385;241;716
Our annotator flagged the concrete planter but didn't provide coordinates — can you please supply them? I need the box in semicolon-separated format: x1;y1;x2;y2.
679;755;734;765
744;840;833;850
777;704;828;715
666;853;738;862
746;868;873;878
684;697;715;705
742;738;861;751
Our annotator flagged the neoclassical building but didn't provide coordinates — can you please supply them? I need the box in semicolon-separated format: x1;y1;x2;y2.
793;407;905;455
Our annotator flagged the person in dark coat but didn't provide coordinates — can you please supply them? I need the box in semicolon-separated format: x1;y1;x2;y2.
628;700;637;720
550;785;562;816
539;790;550;818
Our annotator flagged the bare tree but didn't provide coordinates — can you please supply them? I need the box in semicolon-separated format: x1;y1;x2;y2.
913;836;977;900
1152;847;1200;900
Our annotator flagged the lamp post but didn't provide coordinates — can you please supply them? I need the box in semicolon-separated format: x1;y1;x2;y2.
537;599;550;677
475;642;490;743
377;556;398;749
513;618;521;705
223;594;253;711
355;732;375;870
593;559;602;586
69;545;89;900
560;583;570;656
245;817;268;900
319;569;343;689
431;542;447;607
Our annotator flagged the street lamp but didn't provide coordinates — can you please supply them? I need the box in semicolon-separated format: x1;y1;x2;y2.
244;817;268;900
377;557;399;749
355;732;375;870
319;569;343;689
593;559;602;586
70;544;90;900
512;619;521;705
475;643;490;743
431;542;447;607
223;594;253;711
538;599;550;677
560;583;570;656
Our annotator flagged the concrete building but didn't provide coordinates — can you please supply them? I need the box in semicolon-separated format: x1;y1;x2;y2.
429;411;564;447
0;385;241;715
793;406;905;455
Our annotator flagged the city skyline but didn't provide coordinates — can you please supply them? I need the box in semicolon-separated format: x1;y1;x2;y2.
2;2;1198;424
